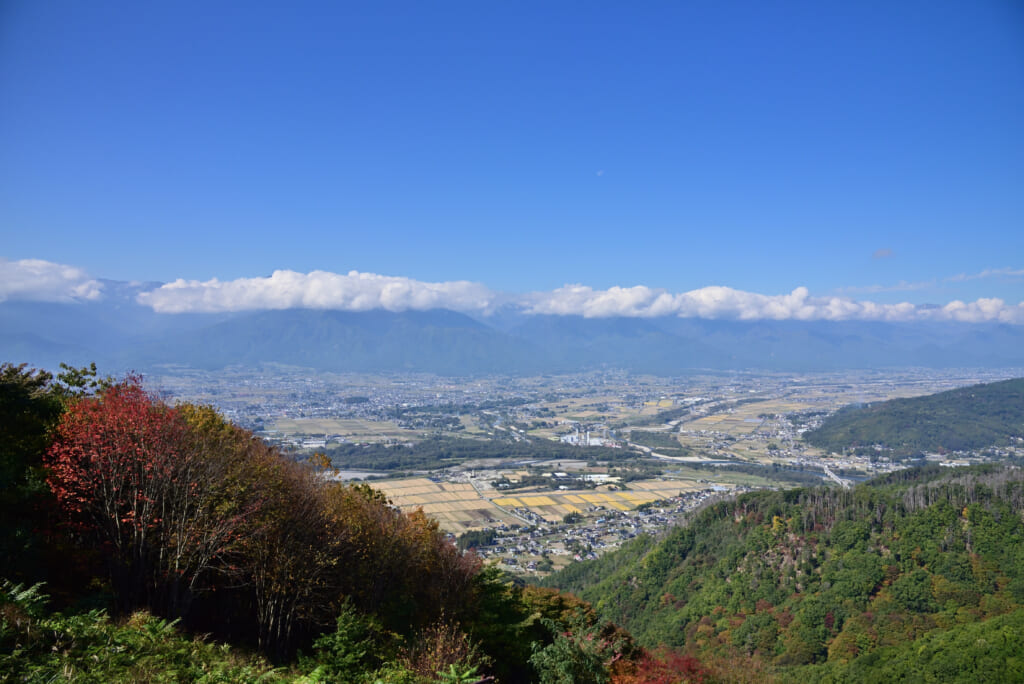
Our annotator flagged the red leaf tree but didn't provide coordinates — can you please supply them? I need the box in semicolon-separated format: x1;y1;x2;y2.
612;647;713;684
44;378;248;616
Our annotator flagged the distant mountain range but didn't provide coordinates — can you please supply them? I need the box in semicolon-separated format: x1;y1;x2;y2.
3;284;1024;374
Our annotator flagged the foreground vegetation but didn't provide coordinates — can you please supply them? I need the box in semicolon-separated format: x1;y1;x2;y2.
1;581;283;682
544;464;1024;682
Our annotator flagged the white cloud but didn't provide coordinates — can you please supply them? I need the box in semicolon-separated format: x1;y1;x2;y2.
524;283;1024;324
136;270;497;314
3;257;1015;325
934;298;1024;324
524;285;679;318
675;286;825;321
0;258;103;303
528;285;838;320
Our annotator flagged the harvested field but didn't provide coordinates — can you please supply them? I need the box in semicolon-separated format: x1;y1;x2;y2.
371;478;520;533
371;476;725;531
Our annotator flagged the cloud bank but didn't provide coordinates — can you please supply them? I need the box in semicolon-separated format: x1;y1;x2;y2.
130;269;1024;324
524;285;925;321
2;258;1019;324
0;258;103;303
527;285;1024;323
136;270;496;314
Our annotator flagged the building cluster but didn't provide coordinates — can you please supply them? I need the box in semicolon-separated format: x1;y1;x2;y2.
469;488;734;573
558;423;619;447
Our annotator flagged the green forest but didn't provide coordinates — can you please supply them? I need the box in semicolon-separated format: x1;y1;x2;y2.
804;377;1024;456
323;437;630;472
544;464;1024;682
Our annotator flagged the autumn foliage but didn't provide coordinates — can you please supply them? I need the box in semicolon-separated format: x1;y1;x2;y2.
44;379;252;616
611;647;713;684
39;376;489;661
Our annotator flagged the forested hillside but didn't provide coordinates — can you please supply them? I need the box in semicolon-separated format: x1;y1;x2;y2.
804;377;1024;456
544;464;1024;682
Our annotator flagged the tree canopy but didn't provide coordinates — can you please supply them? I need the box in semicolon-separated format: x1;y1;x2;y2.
804;377;1024;455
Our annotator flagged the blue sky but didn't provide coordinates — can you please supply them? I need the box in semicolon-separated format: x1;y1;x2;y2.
1;1;1022;320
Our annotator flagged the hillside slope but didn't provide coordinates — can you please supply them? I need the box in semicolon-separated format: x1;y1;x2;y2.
543;465;1024;681
804;377;1024;455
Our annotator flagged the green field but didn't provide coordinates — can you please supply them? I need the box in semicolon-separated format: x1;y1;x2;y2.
270;417;416;441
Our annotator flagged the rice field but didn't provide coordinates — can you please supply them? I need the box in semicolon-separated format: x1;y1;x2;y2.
372;477;711;532
370;478;521;533
491;480;706;521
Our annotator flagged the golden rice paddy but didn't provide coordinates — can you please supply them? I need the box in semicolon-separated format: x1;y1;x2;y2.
372;477;709;531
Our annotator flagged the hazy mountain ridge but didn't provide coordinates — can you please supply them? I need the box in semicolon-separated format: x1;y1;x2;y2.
3;286;1024;374
139;308;543;375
